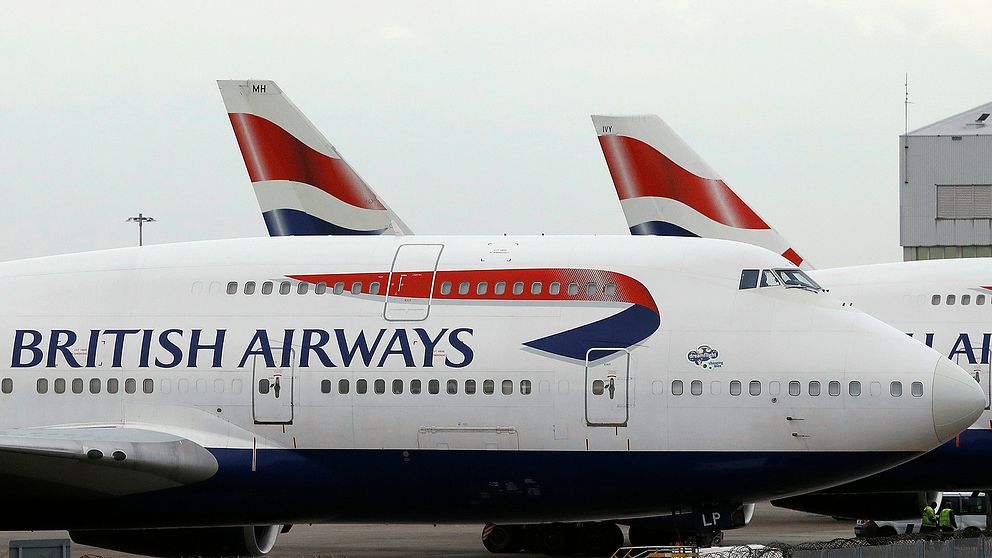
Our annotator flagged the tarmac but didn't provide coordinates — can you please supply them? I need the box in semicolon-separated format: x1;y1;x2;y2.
0;503;858;557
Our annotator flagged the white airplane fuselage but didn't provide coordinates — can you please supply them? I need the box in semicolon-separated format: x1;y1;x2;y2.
0;235;976;529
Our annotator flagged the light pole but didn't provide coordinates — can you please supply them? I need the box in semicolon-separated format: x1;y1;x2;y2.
126;213;156;246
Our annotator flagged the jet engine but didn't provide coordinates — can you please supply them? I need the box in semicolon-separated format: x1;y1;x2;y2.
69;525;284;557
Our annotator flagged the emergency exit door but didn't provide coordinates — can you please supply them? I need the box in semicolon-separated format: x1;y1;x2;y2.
585;348;630;427
253;348;295;424
384;244;444;321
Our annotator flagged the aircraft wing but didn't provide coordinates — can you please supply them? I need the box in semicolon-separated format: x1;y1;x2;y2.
0;426;218;498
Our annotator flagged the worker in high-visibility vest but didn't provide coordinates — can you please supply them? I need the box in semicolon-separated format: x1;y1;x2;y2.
922;501;938;533
939;505;957;533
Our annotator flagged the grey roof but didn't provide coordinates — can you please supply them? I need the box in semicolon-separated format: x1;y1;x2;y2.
906;101;992;136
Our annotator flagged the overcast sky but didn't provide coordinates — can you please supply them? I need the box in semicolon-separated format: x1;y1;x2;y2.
2;1;991;268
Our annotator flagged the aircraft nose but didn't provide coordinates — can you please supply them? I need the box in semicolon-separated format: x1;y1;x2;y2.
932;358;986;443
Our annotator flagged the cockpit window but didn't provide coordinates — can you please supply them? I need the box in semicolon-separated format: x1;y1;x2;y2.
775;269;823;291
760;270;781;287
739;269;759;289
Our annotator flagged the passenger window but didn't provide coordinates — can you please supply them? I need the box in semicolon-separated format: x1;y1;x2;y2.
495;281;506;295
931;294;940;305
549;282;561;295
447;379;458;394
947;294;956;305
465;379;477;395
0;379;10;394
374;379;385;394
749;381;761;396
349;282;361;295
258;379;270;394
369;282;380;295
320;379;331;394
244;281;256;295
55;378;66;394
739;269;759;289
979;294;987;305
428;379;440;395
788;381;800;396
729;380;741;396
962;294;972;305
410;379;422;395
512;281;524;295
530;282;542;295
338;379;349;394
107;378;119;394
458;282;470;295
870;381;881;397
769;381;780;396
567;282;580;296
299;282;310;295
357;379;368;394
710;381;721;395
520;380;532;395
392;379;403;395
72;378;83;394
849;381;862;396
592;379;605;395
690;380;702;396
142;379;154;394
89;378;101;394
37;378;48;394
333;282;345;295
912;381;924;397
809;381;821;396
828;381;841;396
226;281;238;295
124;378;135;394
502;379;513;395
605;283;617;297
277;281;290;295
672;380;684;396
586;282;597;296
760;270;780;287
316;282;328;295
483;379;495;395
476;282;489;295
890;381;902;397
261;281;273;295
440;281;452;295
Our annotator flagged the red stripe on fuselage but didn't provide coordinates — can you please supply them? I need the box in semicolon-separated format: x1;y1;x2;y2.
599;134;770;230
781;248;804;267
289;268;658;314
228;112;386;211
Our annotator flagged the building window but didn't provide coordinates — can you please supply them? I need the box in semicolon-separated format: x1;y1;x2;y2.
936;184;992;219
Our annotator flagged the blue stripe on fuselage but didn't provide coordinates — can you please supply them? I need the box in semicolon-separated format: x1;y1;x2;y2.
629;221;699;237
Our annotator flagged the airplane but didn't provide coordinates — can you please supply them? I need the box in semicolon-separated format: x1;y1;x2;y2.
218;79;411;237
592;113;992;519
0;229;981;557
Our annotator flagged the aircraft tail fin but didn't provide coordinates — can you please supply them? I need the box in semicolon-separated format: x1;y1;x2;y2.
218;80;411;236
591;114;809;268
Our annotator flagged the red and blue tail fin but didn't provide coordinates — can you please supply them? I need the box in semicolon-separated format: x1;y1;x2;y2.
218;80;411;236
592;114;809;269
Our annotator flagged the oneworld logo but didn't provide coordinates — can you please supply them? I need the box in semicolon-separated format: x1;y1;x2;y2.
687;345;719;367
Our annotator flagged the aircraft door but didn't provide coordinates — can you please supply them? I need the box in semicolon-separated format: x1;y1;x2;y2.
253;348;295;424
384;244;444;321
585;348;629;427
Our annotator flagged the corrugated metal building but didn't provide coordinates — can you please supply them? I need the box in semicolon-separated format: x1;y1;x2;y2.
901;101;992;261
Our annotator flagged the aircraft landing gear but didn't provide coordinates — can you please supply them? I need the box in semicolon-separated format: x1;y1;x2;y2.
483;522;623;556
627;525;723;548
